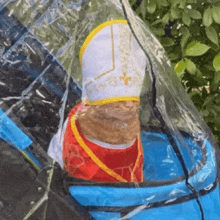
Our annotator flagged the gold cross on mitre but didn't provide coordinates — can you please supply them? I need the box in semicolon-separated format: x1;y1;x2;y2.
120;73;131;85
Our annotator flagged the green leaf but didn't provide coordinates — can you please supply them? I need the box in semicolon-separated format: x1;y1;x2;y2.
209;108;218;120
174;60;186;78
213;53;220;71
185;41;210;56
151;27;165;36
185;58;197;74
170;0;181;7
171;7;181;19
169;52;180;61
179;0;186;9
186;0;197;3
182;11;191;26
201;109;209;117
195;68;203;78
140;0;147;17
162;13;170;24
203;7;213;27
147;0;157;14
205;26;219;46
213;1;220;8
157;0;169;7
151;19;163;26
203;94;216;107
171;23;179;36
212;6;220;24
204;64;215;71
180;28;191;50
185;8;202;19
215;94;220;104
160;37;175;47
213;71;220;85
179;26;189;35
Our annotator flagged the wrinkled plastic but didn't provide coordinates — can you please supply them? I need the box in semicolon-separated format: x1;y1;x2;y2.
0;0;219;220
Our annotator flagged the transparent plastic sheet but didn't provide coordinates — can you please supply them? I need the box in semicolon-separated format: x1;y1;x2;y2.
0;0;219;220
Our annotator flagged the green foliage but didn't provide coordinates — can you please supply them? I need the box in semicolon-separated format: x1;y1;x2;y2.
213;53;220;71
185;58;197;74
205;26;219;46
175;60;186;78
203;7;213;27
185;41;210;56
130;0;220;145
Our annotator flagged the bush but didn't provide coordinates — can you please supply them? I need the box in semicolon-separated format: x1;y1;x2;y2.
130;0;220;145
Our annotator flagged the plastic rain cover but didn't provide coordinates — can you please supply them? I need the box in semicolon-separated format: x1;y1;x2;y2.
0;0;219;220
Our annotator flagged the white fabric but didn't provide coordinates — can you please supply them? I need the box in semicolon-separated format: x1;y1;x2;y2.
48;117;135;167
82;22;146;103
47;119;68;168
86;136;135;149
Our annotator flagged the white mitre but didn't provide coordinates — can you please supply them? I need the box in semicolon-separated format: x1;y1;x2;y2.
80;20;146;105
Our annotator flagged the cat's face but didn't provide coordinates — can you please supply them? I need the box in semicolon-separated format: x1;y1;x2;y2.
90;101;140;121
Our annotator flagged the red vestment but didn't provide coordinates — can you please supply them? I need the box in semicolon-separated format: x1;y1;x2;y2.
62;102;144;182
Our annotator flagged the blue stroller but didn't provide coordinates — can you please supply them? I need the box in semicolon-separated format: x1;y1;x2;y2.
0;1;219;220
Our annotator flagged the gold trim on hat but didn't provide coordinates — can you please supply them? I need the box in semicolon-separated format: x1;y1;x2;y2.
79;20;127;63
118;22;133;86
87;96;140;106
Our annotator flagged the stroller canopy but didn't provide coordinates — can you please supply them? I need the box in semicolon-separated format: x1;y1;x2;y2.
0;0;219;220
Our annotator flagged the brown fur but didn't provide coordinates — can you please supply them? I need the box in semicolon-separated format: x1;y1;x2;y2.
77;101;140;144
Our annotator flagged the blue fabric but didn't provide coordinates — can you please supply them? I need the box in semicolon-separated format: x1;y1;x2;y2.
23;147;42;169
90;211;120;220
83;186;220;220
187;139;217;191
141;132;203;181
128;186;220;220
69;182;191;207
200;185;220;219
69;133;217;207
0;109;33;150
0;109;42;169
142;132;217;191
128;197;201;220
